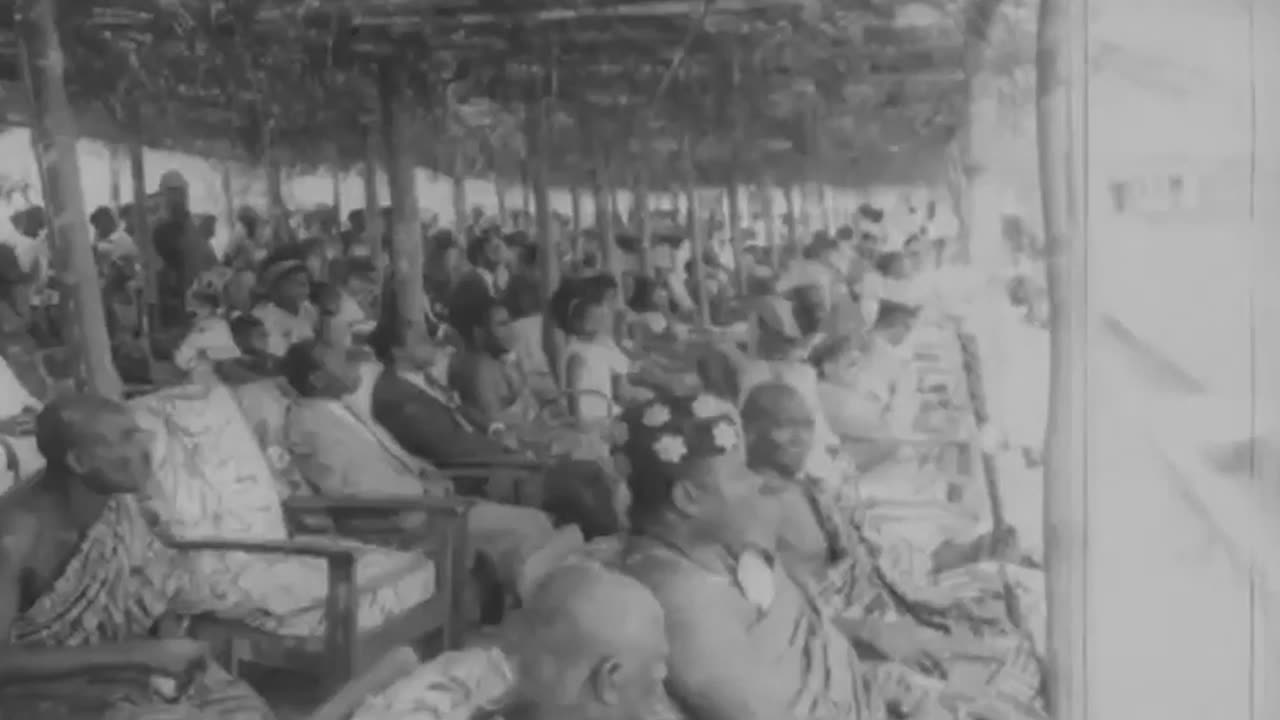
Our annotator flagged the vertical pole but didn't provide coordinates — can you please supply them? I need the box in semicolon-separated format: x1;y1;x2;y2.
378;61;424;330
682;133;709;328
362;122;384;275
451;150;468;238
784;184;798;249
1038;0;1087;714
532;39;563;385
636;169;653;277
18;0;121;398
761;178;779;271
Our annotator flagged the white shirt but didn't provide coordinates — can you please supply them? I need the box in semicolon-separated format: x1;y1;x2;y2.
565;337;629;422
253;302;318;356
94;230;137;261
173;316;241;372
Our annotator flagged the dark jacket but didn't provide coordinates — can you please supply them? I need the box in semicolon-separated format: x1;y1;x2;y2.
370;367;506;465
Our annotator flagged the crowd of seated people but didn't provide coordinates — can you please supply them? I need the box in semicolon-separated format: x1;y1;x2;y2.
0;170;1051;720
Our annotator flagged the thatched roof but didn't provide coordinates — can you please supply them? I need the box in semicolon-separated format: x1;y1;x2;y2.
0;0;1034;188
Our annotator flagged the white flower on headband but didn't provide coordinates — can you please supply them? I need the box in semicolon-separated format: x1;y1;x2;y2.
691;394;723;419
711;421;740;452
642;404;672;428
653;434;688;464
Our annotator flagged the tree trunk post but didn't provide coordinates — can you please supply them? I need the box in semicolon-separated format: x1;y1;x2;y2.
636;170;653;277
362;122;384;277
681;134;709;328
378;61;424;330
1037;0;1086;715
451;151;468;238
761;178;779;271
18;0;122;398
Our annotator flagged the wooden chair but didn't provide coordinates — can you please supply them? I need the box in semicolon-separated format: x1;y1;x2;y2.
130;383;471;687
166;493;470;686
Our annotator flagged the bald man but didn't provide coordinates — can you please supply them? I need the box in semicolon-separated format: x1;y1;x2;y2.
350;561;672;720
506;562;673;720
0;395;274;719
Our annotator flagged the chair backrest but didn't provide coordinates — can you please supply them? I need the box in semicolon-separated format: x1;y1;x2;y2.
344;360;427;474
131;382;290;541
228;377;308;498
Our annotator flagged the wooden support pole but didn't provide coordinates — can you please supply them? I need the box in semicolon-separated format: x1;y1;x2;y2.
636;169;653;277
783;184;798;249
532;39;563;385
493;172;507;220
450;149;467;238
362;122;384;276
1037;0;1086;714
220;162;236;249
18;0;121;398
125;112;156;318
726;176;745;294
761;179;779;271
378;61;424;329
682;134;709;328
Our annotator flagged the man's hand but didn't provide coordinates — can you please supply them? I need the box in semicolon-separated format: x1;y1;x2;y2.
138;638;209;679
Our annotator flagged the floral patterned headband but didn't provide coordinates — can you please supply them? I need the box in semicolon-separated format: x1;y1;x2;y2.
612;392;743;473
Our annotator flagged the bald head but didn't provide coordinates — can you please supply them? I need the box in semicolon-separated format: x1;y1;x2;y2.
510;563;669;720
520;562;665;658
741;382;810;431
36;393;130;466
36;393;149;495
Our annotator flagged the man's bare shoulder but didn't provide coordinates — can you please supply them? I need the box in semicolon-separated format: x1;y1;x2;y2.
622;545;749;626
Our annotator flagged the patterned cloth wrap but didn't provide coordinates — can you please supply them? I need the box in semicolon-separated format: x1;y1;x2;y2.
130;382;437;637
0;493;273;720
798;475;1047;719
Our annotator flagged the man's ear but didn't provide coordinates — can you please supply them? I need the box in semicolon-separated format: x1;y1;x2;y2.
63;447;89;476
669;478;701;517
589;656;624;706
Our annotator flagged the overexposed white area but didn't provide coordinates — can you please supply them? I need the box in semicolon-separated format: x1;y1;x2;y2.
1084;0;1275;715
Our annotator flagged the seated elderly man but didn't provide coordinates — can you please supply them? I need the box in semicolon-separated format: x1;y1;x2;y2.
0;394;274;719
279;338;562;606
615;390;1045;720
350;561;672;720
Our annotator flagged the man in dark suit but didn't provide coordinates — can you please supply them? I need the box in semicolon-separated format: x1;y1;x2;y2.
368;315;622;537
449;230;507;320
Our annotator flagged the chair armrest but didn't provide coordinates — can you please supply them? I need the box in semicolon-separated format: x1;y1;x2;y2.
283;494;470;518
160;534;359;560
438;455;542;471
842;433;971;448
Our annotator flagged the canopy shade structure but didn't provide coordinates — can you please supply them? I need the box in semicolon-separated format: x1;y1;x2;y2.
0;0;1031;190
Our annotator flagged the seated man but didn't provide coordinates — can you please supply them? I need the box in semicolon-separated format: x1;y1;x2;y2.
280;338;562;601
741;382;1021;612
369;317;514;464
366;316;623;535
350;562;672;720
448;295;533;438
0;394;274;719
614;390;1041;720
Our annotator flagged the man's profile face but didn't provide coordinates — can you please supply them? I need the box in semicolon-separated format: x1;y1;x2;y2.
76;407;152;495
484;305;514;354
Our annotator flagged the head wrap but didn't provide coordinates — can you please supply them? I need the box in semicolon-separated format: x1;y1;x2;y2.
612;392;742;478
